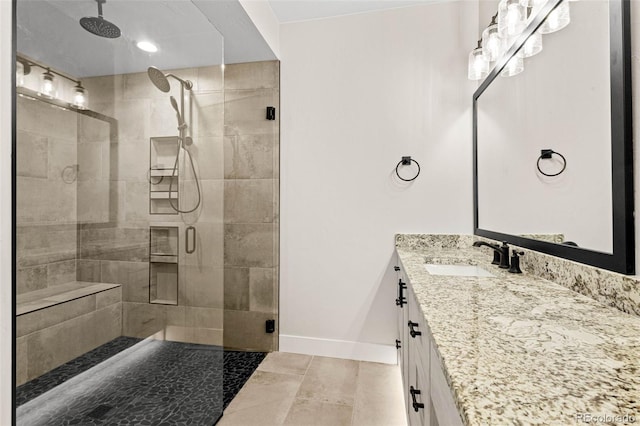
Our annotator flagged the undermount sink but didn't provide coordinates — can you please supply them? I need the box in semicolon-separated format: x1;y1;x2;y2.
424;264;495;277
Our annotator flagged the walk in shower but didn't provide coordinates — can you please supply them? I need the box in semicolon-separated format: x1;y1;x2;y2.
13;0;280;424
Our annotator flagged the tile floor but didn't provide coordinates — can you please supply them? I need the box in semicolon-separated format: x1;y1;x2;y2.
219;352;408;426
16;339;266;425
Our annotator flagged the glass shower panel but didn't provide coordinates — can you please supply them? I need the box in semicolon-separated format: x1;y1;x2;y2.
15;0;225;424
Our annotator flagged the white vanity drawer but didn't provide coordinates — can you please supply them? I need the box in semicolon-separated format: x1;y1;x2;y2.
407;286;430;356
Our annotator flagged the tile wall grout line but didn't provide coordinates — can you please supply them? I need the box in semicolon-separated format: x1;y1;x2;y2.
350;361;364;426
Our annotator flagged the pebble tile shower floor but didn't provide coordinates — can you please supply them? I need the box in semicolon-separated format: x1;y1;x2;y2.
16;337;266;425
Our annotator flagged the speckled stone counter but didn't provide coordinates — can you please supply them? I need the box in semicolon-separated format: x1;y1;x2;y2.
396;234;640;425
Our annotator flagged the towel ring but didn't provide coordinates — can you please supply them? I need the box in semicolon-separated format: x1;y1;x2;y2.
395;156;421;182
536;149;566;177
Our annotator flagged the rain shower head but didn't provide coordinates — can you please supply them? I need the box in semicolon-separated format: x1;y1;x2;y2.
80;0;121;39
147;67;194;92
148;67;170;93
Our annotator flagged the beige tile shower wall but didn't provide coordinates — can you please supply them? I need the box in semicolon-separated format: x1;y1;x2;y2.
16;96;78;295
80;64;226;345
223;61;280;352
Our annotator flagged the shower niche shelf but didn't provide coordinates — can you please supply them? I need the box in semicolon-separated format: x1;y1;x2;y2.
150;136;179;215
149;226;179;305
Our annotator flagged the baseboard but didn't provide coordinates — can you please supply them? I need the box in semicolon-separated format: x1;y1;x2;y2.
279;334;397;364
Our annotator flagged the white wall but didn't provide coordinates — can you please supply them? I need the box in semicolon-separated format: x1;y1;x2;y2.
279;2;478;363
0;0;13;422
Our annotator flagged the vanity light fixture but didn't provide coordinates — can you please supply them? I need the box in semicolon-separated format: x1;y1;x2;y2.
73;82;89;109
468;40;490;81
540;0;570;34
39;68;57;98
522;31;543;57
482;14;504;62
500;54;524;77
16;61;25;87
498;0;527;38
468;0;571;80
19;55;90;109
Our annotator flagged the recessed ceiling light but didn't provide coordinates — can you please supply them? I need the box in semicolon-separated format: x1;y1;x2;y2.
137;41;158;53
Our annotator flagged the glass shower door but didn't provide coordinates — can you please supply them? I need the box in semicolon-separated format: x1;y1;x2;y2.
15;0;225;423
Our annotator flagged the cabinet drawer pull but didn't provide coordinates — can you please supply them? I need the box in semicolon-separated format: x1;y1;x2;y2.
396;279;407;307
409;386;425;412
408;321;422;338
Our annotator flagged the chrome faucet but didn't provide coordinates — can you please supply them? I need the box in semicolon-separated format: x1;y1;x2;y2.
472;241;510;269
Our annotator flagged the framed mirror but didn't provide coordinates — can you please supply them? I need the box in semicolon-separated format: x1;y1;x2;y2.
473;0;634;274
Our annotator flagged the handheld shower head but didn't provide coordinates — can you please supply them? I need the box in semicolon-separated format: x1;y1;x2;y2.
169;96;185;127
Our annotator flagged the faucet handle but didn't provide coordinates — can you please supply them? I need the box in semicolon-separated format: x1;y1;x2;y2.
508;251;524;274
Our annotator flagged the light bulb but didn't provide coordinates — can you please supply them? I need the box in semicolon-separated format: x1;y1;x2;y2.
498;0;527;38
482;24;504;62
540;0;570;34
73;83;88;109
506;4;522;34
468;47;490;81
39;70;57;98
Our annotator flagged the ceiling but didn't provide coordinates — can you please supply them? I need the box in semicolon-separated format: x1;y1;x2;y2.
16;0;434;78
268;0;429;23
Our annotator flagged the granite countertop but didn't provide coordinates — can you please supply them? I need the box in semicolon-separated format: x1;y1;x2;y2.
396;242;640;425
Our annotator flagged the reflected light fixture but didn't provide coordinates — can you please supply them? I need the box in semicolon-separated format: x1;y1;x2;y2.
498;0;527;38
482;14;503;63
500;54;524;77
469;0;570;80
540;0;570;34
39;69;57;98
522;31;543;57
137;41;158;53
468;40;490;81
16;61;25;87
520;0;547;22
73;82;89;109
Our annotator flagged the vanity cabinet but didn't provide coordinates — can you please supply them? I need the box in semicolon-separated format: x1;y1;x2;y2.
395;259;464;426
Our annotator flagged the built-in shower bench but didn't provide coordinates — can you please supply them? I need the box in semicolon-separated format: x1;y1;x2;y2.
16;281;123;386
17;281;121;316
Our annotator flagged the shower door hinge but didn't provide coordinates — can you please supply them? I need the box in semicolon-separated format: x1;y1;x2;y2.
265;319;276;333
266;106;276;121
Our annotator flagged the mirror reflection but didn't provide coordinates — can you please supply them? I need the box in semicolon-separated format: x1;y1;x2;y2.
477;0;613;253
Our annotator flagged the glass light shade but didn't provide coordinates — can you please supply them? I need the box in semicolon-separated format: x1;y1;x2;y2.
39;70;57;98
519;0;546;21
500;55;524;77
16;61;25;87
498;0;527;38
468;47;490;81
540;1;570;34
482;24;504;62
73;84;88;109
522;31;543;57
